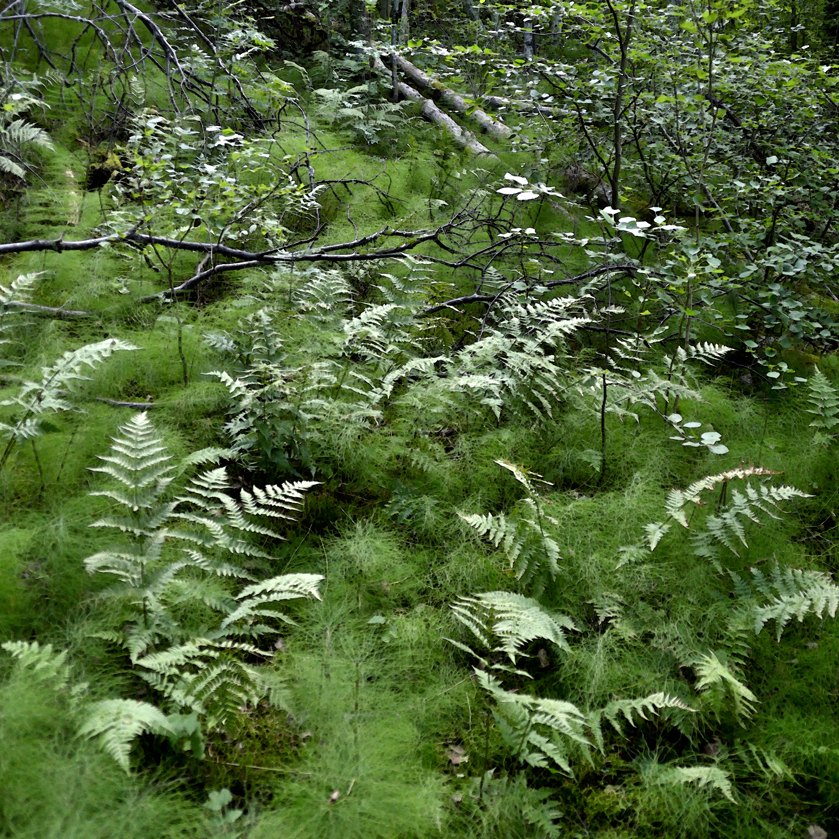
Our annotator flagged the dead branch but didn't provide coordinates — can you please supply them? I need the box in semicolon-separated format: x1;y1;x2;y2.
420;264;637;315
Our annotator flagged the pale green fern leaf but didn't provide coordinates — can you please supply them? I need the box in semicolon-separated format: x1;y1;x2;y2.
459;510;560;593
658;765;736;803
694;651;757;720
588;693;694;752
0;339;136;468
1;640;71;689
732;563;839;640
451;591;576;663
221;573;324;628
806;367;839;430
79;699;172;772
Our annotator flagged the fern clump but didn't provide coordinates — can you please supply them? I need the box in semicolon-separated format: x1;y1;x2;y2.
84;413;323;727
474;669;691;776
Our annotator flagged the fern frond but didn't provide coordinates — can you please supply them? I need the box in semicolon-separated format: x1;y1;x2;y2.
1;640;71;690
694;651;758;720
459;510;560;593
84;530;167;588
0;339;136;463
664;466;780;528
595;692;694;738
136;640;267;723
671;342;733;366
294;269;353;318
240;480;320;521
222;573;324;628
0;271;39;339
806;367;839;430
88;413;176;515
475;669;587;775
79;699;172;772
658;765;736;802
0;154;25;178
451;591;576;663
1;117;53;150
732;563;839;640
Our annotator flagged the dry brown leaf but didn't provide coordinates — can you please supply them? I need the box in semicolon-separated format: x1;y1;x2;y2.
447;745;469;766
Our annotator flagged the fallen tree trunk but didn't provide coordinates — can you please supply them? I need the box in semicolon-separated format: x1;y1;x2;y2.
371;56;494;155
387;54;512;141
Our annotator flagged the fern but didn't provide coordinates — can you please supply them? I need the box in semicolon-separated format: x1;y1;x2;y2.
806;367;839;431
459;460;561;594
1;641;177;772
728;741;791;783
134;641;268;723
207;285;416;474
656;765;736;803
662;465;780;528
693;651;758;722
731;562;839;640
474;670;691;776
0;272;39;366
84;413;323;722
588;693;694;751
1;640;72;691
460;508;561;595
0;338;137;471
644;466;810;564
476;670;588;775
292;268;354;321
0;114;54;180
78;699;172;772
450;591;576;665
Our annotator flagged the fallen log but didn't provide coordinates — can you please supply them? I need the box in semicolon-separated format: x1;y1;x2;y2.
387;54;512;141
371;56;495;155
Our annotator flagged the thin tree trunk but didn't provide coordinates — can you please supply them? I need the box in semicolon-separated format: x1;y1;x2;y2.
398;0;410;44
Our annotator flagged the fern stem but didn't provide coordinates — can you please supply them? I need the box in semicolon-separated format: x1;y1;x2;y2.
30;438;44;493
0;434;17;473
54;420;81;486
